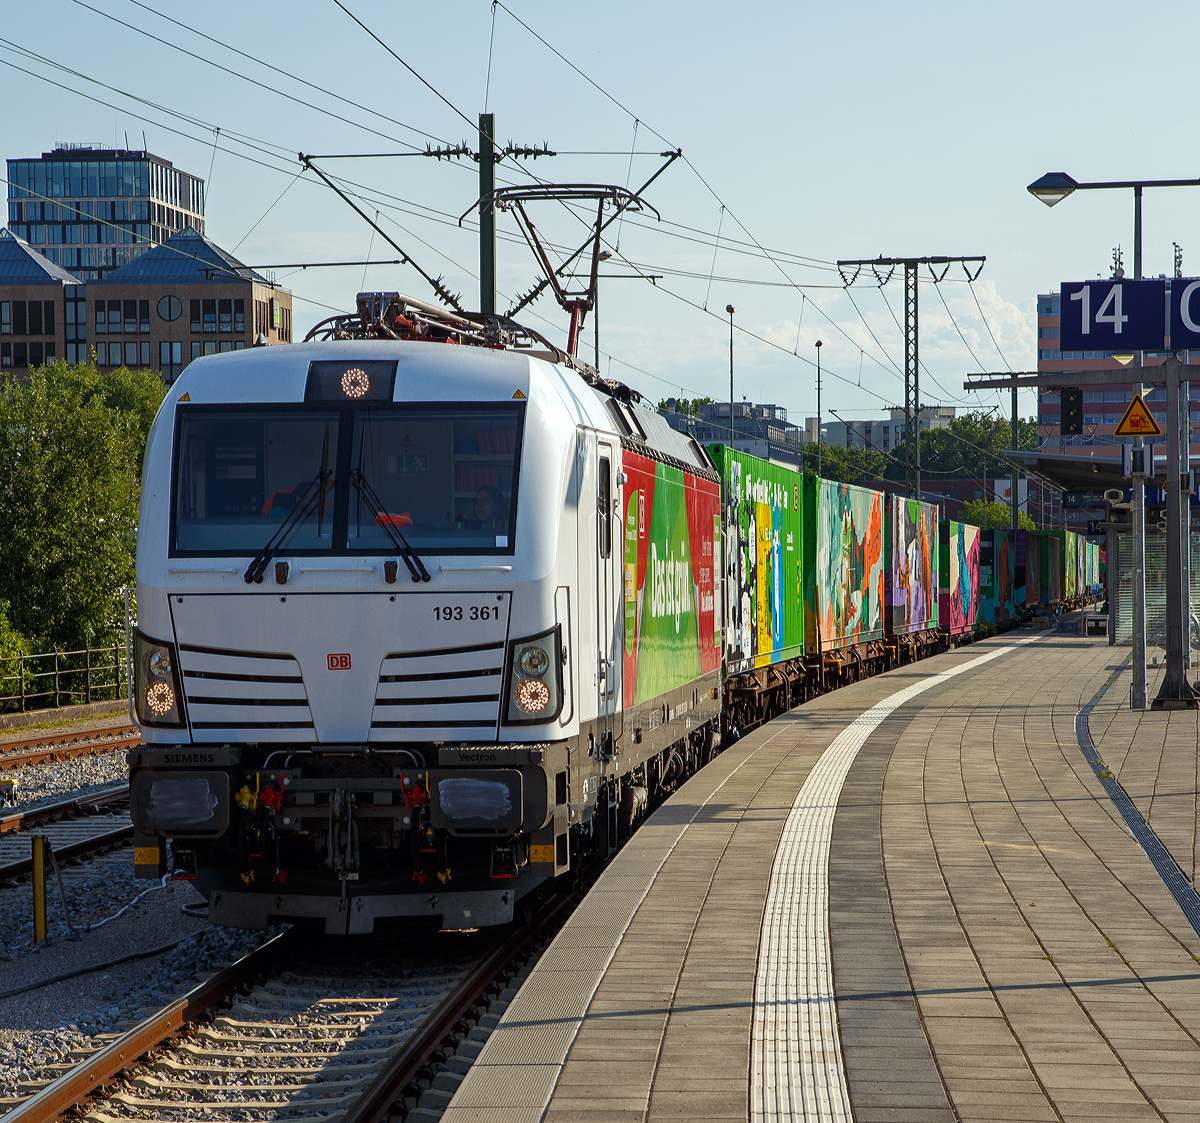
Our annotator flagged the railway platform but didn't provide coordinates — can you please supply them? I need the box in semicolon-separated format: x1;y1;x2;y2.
441;631;1200;1122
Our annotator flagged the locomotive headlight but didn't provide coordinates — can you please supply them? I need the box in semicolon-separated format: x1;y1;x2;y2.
515;678;551;713
133;629;185;727
519;646;549;678
145;681;175;716
504;626;564;725
340;367;370;398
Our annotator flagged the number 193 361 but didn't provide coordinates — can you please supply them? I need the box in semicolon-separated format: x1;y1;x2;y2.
434;605;499;621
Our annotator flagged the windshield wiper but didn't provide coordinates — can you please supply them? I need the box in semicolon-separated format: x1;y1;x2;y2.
350;468;431;583
243;469;333;583
244;423;334;584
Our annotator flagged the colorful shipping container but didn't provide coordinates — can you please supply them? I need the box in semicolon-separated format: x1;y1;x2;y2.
620;450;722;707
709;446;808;674
813;479;885;652
887;496;939;636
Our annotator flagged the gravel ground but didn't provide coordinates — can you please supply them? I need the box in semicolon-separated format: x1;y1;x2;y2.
0;848;280;1108
1;751;129;817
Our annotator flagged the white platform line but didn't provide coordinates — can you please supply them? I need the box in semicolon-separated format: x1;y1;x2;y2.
750;638;1040;1122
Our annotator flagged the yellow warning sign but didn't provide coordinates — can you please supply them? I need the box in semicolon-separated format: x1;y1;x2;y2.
529;844;555;864
178;392;191;402
134;847;160;866
1113;393;1162;438
512;389;526;399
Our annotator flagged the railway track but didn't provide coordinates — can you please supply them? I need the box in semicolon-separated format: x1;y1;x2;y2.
0;785;132;882
2;893;572;1123
0;725;140;772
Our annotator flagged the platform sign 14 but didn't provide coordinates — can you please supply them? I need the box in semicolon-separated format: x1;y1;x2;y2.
1059;279;1165;351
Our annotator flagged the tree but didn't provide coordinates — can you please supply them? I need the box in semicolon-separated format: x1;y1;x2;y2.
0;599;31;708
959;499;1035;531
656;396;714;417
801;442;890;486
43;357;165;469
0;360;157;651
881;410;1037;485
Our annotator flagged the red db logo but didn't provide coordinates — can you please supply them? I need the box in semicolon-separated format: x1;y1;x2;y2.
327;653;351;670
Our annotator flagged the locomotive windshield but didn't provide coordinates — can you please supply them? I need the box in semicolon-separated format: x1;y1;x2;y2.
170;403;523;556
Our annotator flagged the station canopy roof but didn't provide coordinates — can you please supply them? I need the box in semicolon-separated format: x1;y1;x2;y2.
94;227;269;286
1008;446;1193;492
0;229;81;284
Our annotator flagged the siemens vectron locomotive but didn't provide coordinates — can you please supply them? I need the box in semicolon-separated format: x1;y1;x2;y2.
128;293;1097;934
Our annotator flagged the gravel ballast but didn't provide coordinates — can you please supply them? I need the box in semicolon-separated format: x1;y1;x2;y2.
1;751;128;817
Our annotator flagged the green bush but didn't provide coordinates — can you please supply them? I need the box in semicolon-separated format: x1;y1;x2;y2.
0;359;164;651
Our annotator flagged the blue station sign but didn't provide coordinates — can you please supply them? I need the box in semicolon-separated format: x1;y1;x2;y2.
1060;277;1200;352
1059;279;1166;351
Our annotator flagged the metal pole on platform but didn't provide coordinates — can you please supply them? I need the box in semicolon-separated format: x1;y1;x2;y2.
1133;381;1148;709
1154;358;1196;706
1183;374;1192;669
1011;383;1020;530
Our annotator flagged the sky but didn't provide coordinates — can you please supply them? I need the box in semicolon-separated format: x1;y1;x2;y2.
5;0;1200;430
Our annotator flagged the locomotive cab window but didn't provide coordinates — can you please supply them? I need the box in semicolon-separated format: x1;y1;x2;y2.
348;405;522;554
173;410;339;554
170;401;523;557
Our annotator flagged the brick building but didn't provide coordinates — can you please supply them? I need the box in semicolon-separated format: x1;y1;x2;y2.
88;227;291;382
0;225;292;383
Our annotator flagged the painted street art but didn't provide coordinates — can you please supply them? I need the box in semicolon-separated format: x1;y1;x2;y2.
815;480;884;650
889;496;938;635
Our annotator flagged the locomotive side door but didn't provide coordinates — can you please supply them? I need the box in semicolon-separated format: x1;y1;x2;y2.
596;442;621;752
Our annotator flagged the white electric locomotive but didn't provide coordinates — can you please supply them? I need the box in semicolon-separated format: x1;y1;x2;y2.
129;294;723;933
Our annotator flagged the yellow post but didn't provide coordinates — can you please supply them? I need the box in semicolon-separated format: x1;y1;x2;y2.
32;834;47;943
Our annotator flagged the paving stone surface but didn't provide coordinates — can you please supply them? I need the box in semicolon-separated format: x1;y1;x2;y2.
445;632;1200;1121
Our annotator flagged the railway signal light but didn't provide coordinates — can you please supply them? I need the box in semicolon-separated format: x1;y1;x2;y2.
1061;387;1083;435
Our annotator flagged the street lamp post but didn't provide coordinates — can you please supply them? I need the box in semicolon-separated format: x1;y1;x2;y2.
727;304;736;451
815;340;823;478
1028;170;1200;708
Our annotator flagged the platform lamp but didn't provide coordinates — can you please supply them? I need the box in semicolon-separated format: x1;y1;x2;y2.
726;305;736;450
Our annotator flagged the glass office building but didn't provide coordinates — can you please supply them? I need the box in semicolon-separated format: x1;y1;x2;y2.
6;145;205;281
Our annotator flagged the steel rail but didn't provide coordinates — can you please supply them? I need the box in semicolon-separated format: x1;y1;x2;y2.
0;822;134;881
0;726;139;771
342;891;576;1123
0;782;130;836
2;926;304;1123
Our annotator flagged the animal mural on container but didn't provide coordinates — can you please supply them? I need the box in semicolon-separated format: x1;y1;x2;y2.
815;480;884;649
890;496;938;634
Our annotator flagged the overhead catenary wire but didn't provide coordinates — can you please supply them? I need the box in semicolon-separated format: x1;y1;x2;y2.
69;0;455;152
16;5;986;415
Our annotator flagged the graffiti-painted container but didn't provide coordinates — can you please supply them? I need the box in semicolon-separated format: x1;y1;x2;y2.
887;495;939;636
1017;529;1041;608
707;445;809;675
1041;534;1062;605
939;520;982;636
981;529;1016;626
620;450;723;707
813;479;885;651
